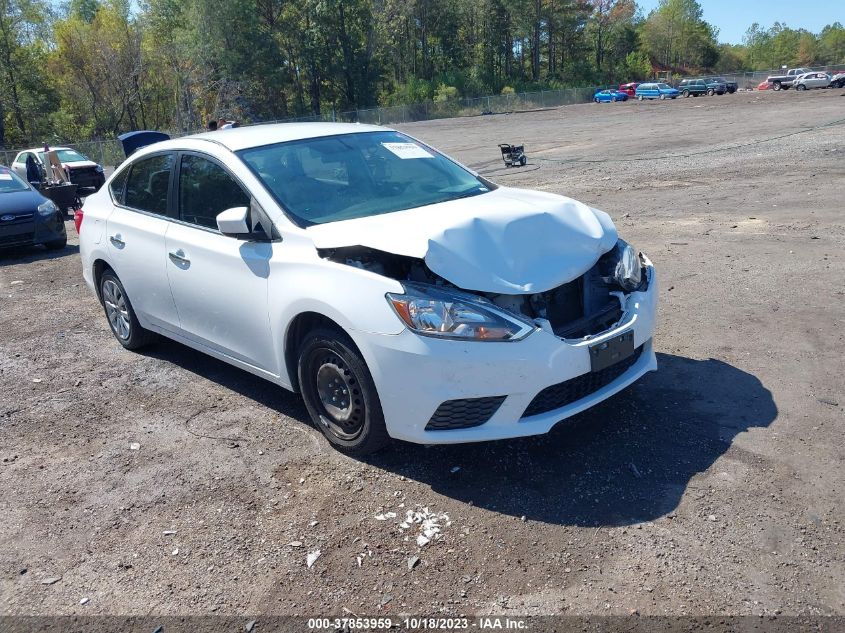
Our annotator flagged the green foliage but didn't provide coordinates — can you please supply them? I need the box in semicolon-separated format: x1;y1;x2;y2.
433;84;459;102
624;51;652;79
1;0;844;147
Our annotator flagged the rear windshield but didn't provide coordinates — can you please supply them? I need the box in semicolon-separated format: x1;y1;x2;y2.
238;131;492;226
0;170;30;193
657;83;671;89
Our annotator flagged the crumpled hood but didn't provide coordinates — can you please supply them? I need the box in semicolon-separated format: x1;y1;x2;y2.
306;186;618;294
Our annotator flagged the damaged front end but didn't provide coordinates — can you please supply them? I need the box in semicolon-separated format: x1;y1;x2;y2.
319;240;648;342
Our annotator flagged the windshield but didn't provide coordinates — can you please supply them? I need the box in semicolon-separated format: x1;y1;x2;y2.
38;149;89;163
238;131;491;226
657;83;671;89
0;170;30;193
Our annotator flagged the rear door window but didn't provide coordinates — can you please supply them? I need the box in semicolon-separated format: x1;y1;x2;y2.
177;154;250;230
110;168;130;205
124;154;174;215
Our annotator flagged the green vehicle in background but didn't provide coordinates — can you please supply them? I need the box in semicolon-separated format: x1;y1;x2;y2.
677;78;727;97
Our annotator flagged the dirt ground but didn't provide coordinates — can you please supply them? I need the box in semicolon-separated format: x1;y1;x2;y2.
1;89;843;618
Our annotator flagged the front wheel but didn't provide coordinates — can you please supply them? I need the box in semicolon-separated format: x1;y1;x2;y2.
707;89;714;96
595;97;600;103
683;90;689;98
298;328;390;455
611;96;617;102
796;84;806;91
659;94;666;100
773;81;782;91
637;95;643;100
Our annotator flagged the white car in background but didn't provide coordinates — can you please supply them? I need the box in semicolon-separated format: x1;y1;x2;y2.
12;146;106;192
793;72;831;91
77;123;658;454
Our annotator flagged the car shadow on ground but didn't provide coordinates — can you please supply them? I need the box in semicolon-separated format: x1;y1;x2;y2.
138;344;776;528
0;244;79;265
363;352;777;527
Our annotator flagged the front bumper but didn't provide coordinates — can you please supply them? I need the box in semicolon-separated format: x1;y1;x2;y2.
352;263;658;444
0;212;66;249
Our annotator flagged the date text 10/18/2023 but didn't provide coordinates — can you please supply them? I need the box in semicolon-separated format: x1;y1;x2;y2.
307;617;528;630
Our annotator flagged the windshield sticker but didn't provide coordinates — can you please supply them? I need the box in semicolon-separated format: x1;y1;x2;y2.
381;142;434;159
0;173;12;180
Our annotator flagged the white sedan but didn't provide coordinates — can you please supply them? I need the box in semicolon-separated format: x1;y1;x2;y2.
793;72;831;90
78;123;658;454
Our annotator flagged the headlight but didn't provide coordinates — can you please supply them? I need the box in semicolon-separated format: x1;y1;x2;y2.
613;239;643;292
37;200;58;217
387;283;535;341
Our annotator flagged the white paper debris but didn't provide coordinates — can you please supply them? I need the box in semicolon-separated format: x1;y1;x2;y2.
381;142;434;160
375;512;397;521
129;442;140;451
306;550;321;568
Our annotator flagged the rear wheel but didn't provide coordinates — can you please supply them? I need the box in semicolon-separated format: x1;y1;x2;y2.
298;327;390;455
637;95;643;100
796;84;806;91
773;81;782;91
707;88;714;96
595;97;600;103
99;271;155;350
682;90;689;98
611;96;617;102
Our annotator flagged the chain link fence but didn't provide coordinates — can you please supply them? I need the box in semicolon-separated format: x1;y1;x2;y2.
2;63;843;171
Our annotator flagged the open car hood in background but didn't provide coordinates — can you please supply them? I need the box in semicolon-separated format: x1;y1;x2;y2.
306;187;619;294
118;131;171;157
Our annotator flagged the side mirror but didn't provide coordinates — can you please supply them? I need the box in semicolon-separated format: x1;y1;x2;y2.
216;206;250;237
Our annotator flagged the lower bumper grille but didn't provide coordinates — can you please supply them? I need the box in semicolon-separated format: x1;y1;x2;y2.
522;345;643;418
425;396;506;431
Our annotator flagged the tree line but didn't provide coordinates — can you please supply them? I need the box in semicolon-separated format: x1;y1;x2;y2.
0;0;843;148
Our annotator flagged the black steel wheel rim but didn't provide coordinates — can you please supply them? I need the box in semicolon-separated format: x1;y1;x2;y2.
308;348;365;441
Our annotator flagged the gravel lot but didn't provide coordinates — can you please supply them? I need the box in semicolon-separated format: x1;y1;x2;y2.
1;89;843;618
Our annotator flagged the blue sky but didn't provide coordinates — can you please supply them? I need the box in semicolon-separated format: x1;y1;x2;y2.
636;0;844;44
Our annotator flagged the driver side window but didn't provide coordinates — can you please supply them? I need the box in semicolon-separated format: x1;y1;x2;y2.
178;155;250;230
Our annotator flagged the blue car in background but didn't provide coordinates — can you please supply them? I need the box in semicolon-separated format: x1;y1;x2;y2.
635;82;680;100
593;89;629;103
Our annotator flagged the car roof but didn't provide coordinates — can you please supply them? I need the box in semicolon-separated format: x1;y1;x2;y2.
178;122;390;152
17;146;72;154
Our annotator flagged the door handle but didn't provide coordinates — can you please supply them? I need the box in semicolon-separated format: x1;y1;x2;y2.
168;249;190;264
109;234;124;247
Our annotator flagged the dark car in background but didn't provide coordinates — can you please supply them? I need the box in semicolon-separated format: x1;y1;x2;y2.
0;166;67;251
705;77;738;93
677;78;709;97
11;147;105;193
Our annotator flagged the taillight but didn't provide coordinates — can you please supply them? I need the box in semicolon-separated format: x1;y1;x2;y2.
74;208;84;234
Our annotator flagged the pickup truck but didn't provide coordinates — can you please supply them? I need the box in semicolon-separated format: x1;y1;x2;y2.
766;68;814;91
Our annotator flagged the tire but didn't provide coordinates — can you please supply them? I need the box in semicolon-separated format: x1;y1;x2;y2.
796;84;806;91
595;98;600;103
611;96;617;102
519;155;526;166
683;90;689;98
707;89;714;96
298;327;390;455
99;270;155;350
659;94;666;100
637;95;643;100
773;81;782;91
44;236;67;250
